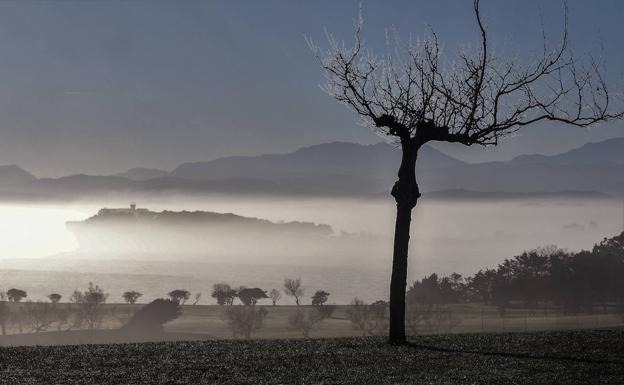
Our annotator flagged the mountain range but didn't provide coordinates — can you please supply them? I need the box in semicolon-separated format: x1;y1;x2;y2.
2;138;624;200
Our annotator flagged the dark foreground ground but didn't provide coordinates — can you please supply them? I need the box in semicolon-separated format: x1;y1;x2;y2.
1;330;623;384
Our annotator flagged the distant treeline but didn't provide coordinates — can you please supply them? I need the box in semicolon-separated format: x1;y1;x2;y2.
407;232;624;314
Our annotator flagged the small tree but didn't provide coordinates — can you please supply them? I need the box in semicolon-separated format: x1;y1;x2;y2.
224;306;268;339
22;301;54;333
168;289;191;305
122;298;181;334
284;278;304;306
122;291;143;305
288;306;334;338
72;282;109;330
212;283;237;306
311;290;330;306
48;293;62;304
7;288;27;302
269;289;281;306
192;292;202;305
237;288;268;306
0;301;8;335
346;298;371;336
53;304;70;331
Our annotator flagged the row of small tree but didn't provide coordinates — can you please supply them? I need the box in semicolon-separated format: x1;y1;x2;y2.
0;282;110;335
212;278;330;307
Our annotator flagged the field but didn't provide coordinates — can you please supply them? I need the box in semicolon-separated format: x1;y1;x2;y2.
1;302;623;345
166;303;624;338
0;330;623;384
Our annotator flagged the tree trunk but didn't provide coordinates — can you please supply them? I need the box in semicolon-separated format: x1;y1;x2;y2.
388;139;420;345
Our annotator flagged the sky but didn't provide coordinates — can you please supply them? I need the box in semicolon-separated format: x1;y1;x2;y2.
0;0;622;177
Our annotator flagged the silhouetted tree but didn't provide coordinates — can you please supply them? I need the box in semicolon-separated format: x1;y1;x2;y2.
237;288;268;306
308;0;623;345
168;289;191;305
269;289;281;306
7;288;27;302
122;299;181;334
47;293;62;304
311;290;330;306
212;283;237;306
284;278;304;306
122;291;143;305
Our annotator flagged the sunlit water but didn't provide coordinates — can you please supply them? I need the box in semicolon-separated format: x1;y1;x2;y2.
0;196;622;304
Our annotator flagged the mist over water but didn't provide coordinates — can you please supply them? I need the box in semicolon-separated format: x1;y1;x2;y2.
0;195;622;304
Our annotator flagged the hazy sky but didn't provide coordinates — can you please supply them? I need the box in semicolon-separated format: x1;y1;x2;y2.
0;0;622;177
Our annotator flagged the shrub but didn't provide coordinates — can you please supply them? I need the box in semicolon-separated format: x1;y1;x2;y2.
7;288;27;302
168;289;191;305
224;306;268;339
212;283;237;306
311;290;330;307
48;293;62;304
346;298;387;336
71;282;109;330
289;306;335;338
123;298;181;334
122;291;143;304
22;301;54;333
237;288;268;306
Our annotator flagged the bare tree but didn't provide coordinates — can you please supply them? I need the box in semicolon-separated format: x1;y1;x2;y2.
346;298;370;336
308;1;623;345
288;306;334;338
0;301;8;335
224;306;268;339
269;289;281;306
22;301;54;333
72;282;109;330
284;278;304;306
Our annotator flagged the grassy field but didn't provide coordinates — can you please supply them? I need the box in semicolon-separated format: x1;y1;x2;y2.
2;302;623;342
165;303;624;339
0;330;622;384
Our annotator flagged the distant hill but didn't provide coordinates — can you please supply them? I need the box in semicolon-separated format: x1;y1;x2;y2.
116;168;169;181
0;165;36;188
418;138;624;195
172;141;464;180
3;138;624;199
66;205;334;254
423;189;613;201
510;137;624;166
